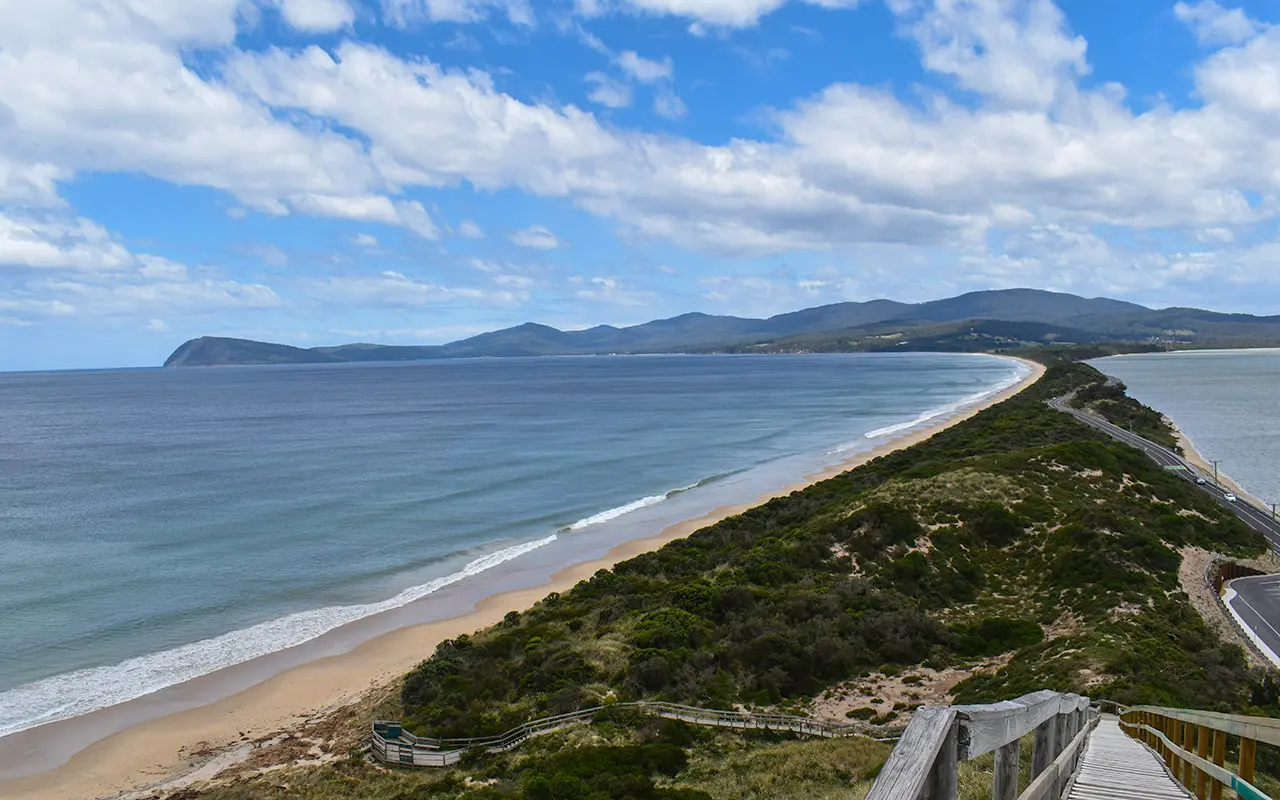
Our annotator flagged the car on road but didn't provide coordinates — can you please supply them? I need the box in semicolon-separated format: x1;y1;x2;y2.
1196;476;1207;485
1225;492;1238;502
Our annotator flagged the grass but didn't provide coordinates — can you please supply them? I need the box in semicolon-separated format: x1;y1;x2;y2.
672;735;891;800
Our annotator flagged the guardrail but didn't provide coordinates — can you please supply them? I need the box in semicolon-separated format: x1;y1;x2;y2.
1119;705;1279;800
371;700;901;767
865;690;1092;800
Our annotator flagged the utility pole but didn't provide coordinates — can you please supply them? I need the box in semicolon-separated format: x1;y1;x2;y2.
1210;459;1221;487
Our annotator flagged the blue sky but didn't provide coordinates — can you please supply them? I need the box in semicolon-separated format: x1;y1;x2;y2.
2;0;1280;370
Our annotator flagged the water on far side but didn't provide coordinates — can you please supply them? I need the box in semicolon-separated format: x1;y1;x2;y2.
0;352;1023;738
1093;349;1280;506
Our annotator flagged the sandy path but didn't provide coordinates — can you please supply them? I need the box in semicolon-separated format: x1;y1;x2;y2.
0;357;1044;800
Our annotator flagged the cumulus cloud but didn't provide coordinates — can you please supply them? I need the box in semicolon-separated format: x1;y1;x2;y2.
8;0;1280;317
571;275;655;305
511;225;561;249
273;0;355;31
458;220;485;238
586;72;633;108
617;50;673;82
307;270;529;307
352;233;380;247
576;0;862;27
379;0;534;26
899;0;1089;108
287;194;440;238
0;214;134;271
1175;1;1263;46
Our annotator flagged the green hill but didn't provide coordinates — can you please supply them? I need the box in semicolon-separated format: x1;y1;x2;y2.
164;288;1280;366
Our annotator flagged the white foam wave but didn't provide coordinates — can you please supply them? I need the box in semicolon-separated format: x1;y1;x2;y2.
564;481;701;531
0;534;557;739
863;364;1030;440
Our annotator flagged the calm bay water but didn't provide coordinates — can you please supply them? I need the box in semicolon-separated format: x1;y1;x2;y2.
1094;349;1280;505
0;353;1023;737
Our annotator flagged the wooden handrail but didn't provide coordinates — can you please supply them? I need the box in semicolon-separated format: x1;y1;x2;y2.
1118;706;1277;800
866;691;1092;800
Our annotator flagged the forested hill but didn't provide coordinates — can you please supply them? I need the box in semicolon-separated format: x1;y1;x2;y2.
164;288;1280;366
192;361;1280;800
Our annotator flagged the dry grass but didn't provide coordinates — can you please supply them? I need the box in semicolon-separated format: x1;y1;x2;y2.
675;735;892;800
956;732;1037;800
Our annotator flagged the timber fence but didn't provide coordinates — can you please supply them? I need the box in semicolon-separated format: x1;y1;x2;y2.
371;700;901;768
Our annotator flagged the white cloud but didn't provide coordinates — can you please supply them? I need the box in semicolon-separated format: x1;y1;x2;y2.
10;0;1280;310
137;255;190;282
653;91;687;119
287;194;440;238
1175;1;1262;46
899;0;1089;108
576;0;862;27
572;275;655;305
586;72;633;108
308;270;528;307
353;233;380;247
379;0;534;26
28;276;282;316
458;219;485;238
617;50;673;82
273;0;355;31
0;214;134;271
511;225;561;249
1198;226;1235;243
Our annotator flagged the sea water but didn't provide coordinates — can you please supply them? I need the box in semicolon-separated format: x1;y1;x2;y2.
1093;349;1280;506
0;353;1024;738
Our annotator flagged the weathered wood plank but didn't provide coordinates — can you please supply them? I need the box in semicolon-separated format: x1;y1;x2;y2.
953;692;1089;761
993;738;1020;800
1031;715;1057;779
867;707;958;800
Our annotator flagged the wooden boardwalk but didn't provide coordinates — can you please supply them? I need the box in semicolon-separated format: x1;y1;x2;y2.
1067;717;1190;800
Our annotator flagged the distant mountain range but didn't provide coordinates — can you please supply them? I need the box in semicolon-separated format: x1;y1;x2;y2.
163;288;1280;366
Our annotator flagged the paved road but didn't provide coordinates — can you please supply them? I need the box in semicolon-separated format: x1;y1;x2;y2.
1222;574;1280;664
1047;396;1280;549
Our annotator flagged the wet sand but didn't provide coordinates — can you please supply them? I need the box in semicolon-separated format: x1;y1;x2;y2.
0;357;1045;800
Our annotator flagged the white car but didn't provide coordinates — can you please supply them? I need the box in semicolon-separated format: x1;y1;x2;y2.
1195;476;1207;485
1224;492;1238;502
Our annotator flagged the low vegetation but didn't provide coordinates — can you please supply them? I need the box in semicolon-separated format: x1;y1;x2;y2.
190;361;1273;799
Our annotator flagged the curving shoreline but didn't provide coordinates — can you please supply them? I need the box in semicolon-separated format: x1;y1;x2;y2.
0;357;1045;800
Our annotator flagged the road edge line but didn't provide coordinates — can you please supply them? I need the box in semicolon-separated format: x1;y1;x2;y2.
1224;582;1280;669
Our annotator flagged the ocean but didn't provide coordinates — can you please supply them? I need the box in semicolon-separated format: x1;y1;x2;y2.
0;352;1025;739
1093;349;1280;506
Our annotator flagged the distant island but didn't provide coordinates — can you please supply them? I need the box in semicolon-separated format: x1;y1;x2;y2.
164;288;1280;366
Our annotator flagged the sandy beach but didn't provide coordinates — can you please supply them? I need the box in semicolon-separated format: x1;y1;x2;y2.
0;357;1045;800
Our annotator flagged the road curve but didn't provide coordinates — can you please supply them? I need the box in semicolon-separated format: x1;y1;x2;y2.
1047;396;1280;549
1222;574;1280;667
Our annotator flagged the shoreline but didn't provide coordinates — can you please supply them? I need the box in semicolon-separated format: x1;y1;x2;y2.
1171;420;1271;510
0;357;1045;800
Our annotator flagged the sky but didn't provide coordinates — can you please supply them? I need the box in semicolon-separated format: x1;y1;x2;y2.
3;0;1280;370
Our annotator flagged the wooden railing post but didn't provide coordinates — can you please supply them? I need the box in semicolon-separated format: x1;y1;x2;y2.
1164;716;1177;771
1240;736;1257;785
1032;715;1057;779
1182;721;1196;788
992;739;1019;800
924;718;959;800
1211;729;1226;800
1195;724;1209;799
